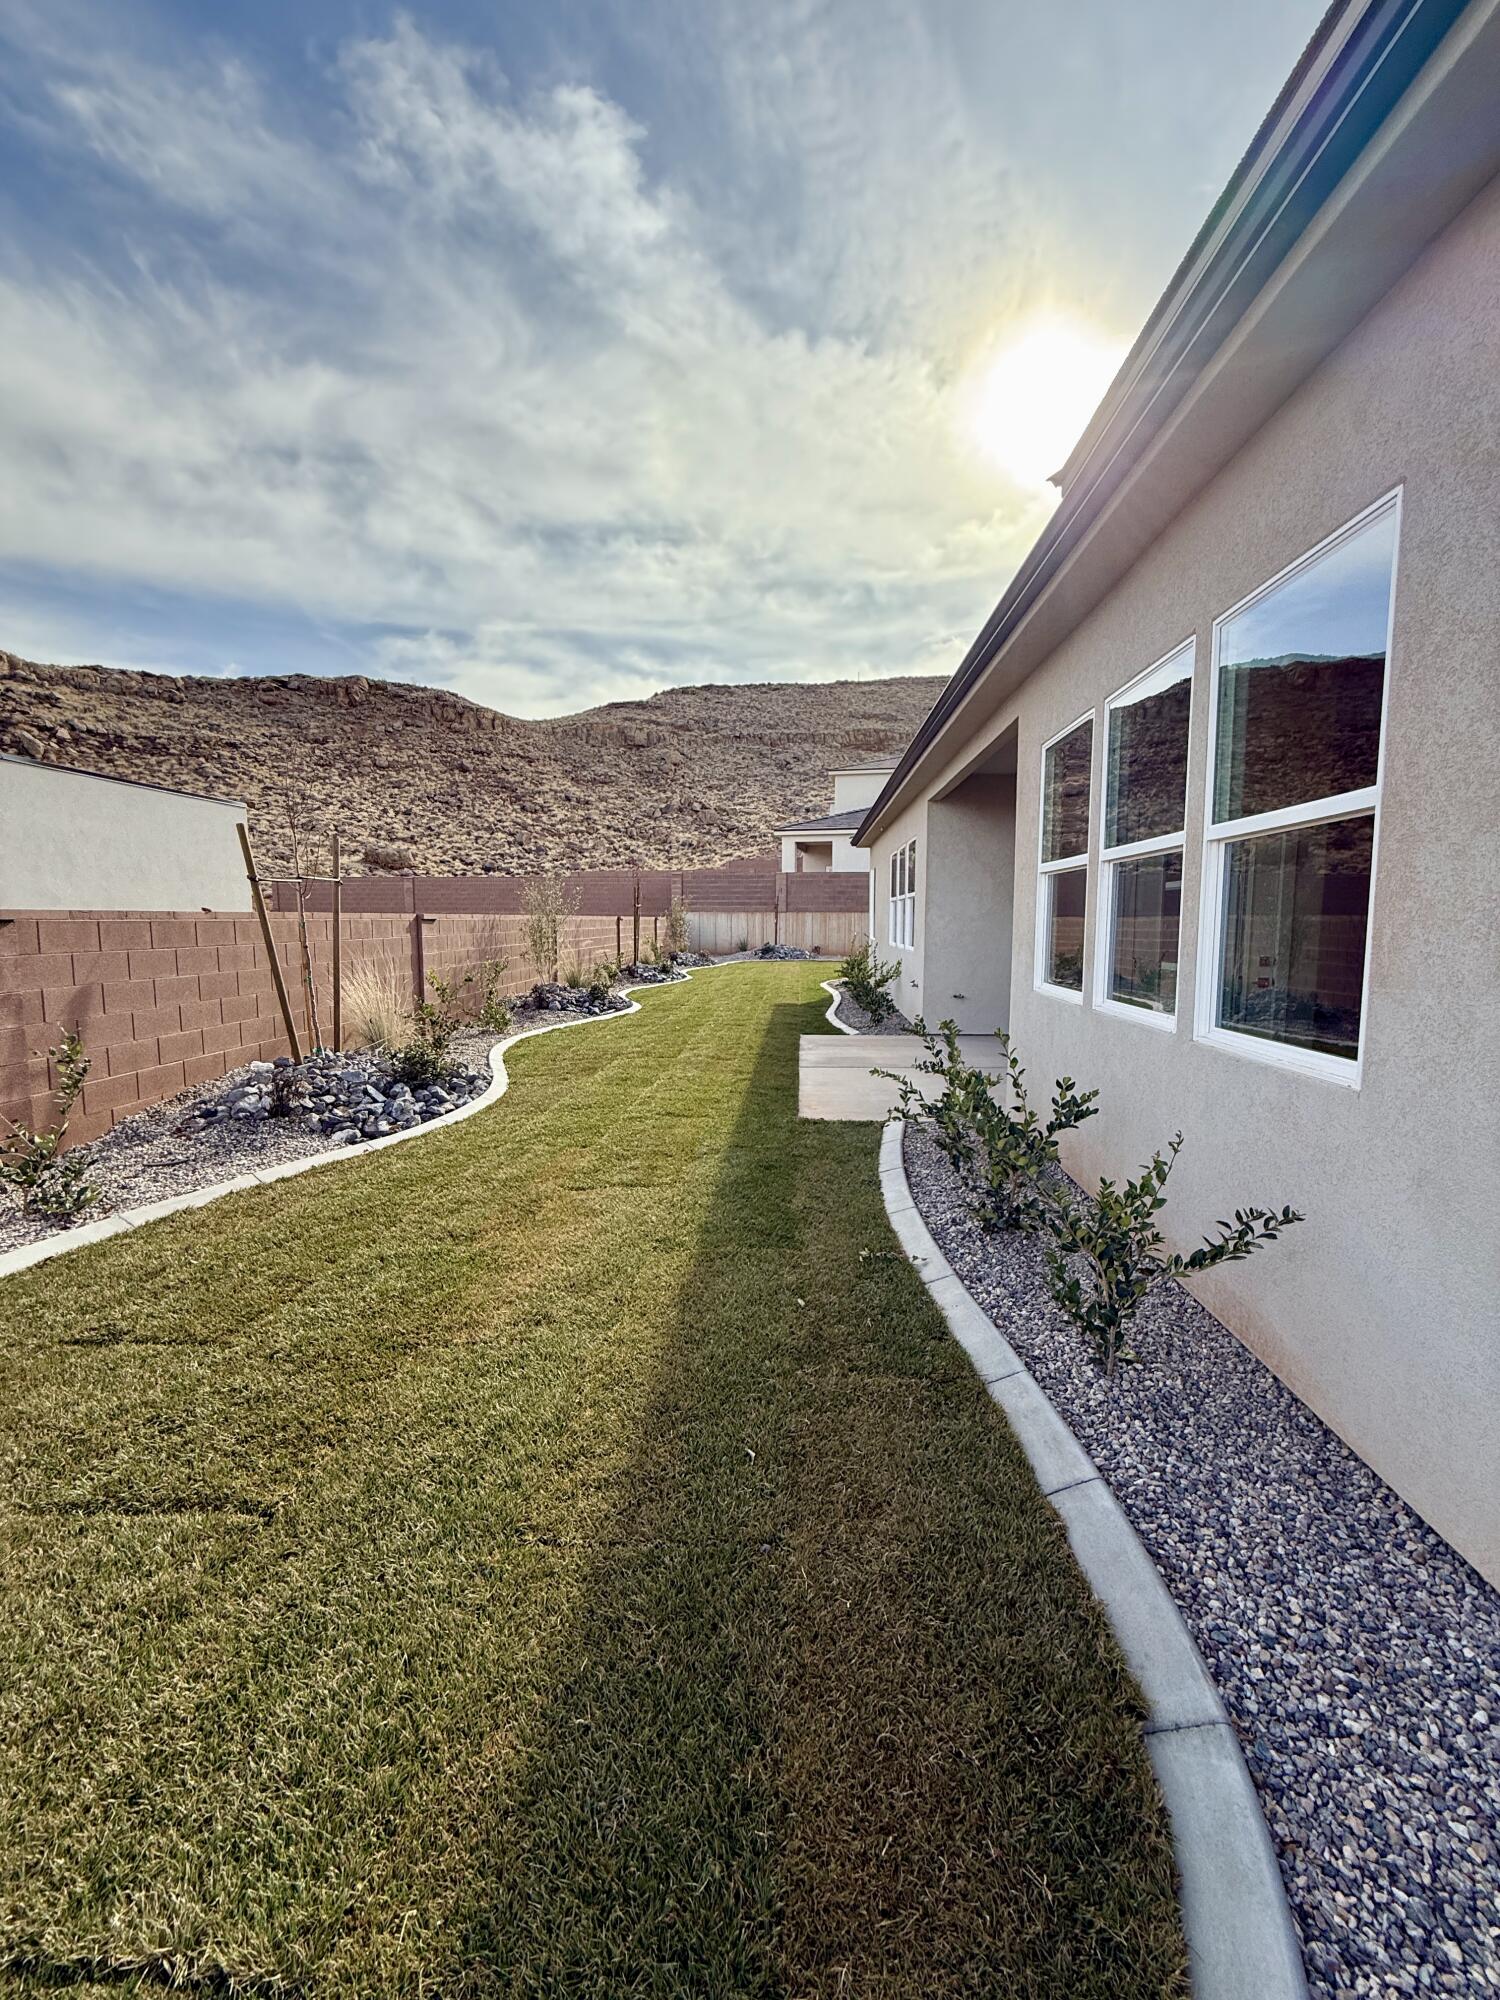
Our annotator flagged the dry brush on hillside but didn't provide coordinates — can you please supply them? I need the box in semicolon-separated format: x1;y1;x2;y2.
0;651;939;877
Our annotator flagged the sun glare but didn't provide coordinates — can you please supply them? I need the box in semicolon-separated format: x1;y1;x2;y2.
965;317;1127;488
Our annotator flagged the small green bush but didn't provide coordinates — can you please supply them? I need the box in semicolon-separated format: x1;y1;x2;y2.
0;1028;101;1221
662;898;690;959
967;1034;1098;1232
877;1019;989;1174
1044;1135;1303;1376
387;970;464;1084
838;938;900;1023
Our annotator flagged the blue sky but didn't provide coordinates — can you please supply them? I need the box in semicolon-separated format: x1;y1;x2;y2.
0;0;1323;716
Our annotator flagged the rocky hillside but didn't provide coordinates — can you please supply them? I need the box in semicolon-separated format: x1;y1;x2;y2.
0;651;939;877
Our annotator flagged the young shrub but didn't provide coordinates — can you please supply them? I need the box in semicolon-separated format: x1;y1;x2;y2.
838;937;900;1023
475;959;512;1034
662;897;690;960
0;1029;100;1222
387;971;463;1085
1044;1135;1303;1376
967;1034;1098;1232
876;1019;991;1174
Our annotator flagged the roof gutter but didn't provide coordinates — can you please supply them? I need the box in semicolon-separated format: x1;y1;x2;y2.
855;0;1472;847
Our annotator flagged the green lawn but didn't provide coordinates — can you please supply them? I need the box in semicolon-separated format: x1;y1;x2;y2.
0;964;1184;1998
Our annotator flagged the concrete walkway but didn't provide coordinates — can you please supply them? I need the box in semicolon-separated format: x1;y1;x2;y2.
798;1032;998;1120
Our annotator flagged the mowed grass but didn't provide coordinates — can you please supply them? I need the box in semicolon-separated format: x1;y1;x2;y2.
0;965;1185;1998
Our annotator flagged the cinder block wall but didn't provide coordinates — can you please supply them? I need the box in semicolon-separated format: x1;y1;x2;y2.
0;908;623;1148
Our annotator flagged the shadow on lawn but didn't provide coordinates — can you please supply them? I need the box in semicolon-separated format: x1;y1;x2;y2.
443;990;1184;2000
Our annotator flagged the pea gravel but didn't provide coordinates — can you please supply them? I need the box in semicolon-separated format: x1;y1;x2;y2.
904;1123;1500;2000
828;981;915;1035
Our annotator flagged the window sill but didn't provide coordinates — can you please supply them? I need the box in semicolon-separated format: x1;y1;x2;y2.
1097;998;1177;1033
1036;980;1085;1007
1194;1023;1362;1089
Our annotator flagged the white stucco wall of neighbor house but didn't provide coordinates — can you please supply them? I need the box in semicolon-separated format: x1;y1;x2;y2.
894;172;1500;1583
0;758;250;912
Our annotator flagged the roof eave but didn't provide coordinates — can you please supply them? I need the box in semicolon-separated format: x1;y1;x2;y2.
854;0;1483;850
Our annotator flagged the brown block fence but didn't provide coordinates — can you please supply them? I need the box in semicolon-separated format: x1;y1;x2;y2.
0;906;619;1150
3;870;874;1148
269;866;872;958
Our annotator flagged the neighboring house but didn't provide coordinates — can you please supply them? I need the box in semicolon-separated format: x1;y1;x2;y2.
775;757;900;873
0;755;248;911
854;0;1500;1584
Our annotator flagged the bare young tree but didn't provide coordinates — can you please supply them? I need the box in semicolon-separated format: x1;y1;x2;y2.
521;874;581;983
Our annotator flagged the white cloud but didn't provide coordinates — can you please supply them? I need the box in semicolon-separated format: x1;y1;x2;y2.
0;5;1088;712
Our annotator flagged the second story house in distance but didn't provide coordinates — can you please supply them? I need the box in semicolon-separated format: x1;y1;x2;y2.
775;757;900;873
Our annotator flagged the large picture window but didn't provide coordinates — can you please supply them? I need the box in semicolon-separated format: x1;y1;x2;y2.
1196;495;1398;1082
1095;641;1193;1025
1036;716;1092;998
888;837;917;948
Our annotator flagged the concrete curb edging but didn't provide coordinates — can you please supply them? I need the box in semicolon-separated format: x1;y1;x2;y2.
877;1118;1308;2000
819;979;859;1036
0;973;705;1283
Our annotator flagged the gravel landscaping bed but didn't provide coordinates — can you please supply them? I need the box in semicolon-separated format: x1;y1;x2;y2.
0;1037;501;1256
904;1123;1500;2000
828;980;915;1035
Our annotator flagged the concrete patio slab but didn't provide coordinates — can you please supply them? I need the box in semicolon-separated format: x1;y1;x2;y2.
798;1032;997;1121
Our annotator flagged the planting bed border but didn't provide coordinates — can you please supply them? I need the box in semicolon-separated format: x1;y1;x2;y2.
0;975;695;1283
878;1117;1307;2000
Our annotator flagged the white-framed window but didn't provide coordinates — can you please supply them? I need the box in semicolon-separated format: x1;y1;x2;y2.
888;837;917;948
1035;715;1093;1001
1194;491;1399;1086
1093;640;1194;1028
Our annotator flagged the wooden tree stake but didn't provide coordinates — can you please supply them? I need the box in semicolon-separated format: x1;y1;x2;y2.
237;823;304;1063
331;829;344;1052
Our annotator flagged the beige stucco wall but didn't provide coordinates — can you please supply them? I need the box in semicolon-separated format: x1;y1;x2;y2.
900;171;1500;1581
925;775;1017;1034
0;758;249;913
869;796;928;1017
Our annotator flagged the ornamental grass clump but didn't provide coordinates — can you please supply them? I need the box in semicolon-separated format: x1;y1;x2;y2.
0;1028;100;1222
838;938;900;1022
1044;1135;1303;1377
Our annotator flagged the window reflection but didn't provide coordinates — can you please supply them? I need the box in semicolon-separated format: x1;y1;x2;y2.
1106;667;1191;847
1110;852;1182;1013
1047;867;1087;990
1043;722;1092;861
1215;508;1395;823
1218;817;1374;1059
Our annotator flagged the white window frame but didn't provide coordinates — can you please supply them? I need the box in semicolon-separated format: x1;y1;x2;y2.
1192;489;1401;1089
888;836;917;949
1093;640;1195;1033
1034;713;1093;1005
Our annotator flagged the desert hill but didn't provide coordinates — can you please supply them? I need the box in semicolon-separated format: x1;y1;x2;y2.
0;651;940;878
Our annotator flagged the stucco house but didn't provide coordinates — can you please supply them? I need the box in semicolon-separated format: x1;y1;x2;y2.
775;757;898;873
854;0;1500;1583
